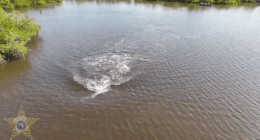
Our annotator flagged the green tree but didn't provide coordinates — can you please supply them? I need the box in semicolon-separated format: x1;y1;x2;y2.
12;0;32;7
192;0;200;3
0;7;41;63
0;0;14;9
45;0;54;3
205;0;215;3
36;0;46;5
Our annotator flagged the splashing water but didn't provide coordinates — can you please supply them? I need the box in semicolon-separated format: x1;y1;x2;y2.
73;53;137;98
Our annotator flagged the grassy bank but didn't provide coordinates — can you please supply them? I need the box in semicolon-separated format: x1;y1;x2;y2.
0;0;63;9
0;7;41;64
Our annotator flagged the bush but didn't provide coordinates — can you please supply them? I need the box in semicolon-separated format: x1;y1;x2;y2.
12;0;32;7
192;0;200;2
0;7;41;62
242;0;254;2
205;0;215;3
222;0;240;3
36;0;46;5
30;0;37;4
46;0;54;2
0;0;14;9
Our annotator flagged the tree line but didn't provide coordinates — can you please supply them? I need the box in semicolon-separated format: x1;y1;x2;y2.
0;0;63;9
144;0;255;4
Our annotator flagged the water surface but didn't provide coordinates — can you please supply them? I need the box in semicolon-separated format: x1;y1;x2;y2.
1;1;260;139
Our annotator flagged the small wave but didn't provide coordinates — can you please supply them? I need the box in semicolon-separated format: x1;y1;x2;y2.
73;53;139;98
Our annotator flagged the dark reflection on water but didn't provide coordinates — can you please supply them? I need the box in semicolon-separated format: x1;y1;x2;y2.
0;36;42;84
1;0;260;140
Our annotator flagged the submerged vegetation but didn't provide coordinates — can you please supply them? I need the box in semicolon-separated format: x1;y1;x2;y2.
0;7;41;63
0;0;63;9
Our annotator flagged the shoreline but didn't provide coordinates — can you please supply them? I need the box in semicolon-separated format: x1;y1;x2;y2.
134;0;260;9
0;0;63;10
135;0;258;5
0;0;259;64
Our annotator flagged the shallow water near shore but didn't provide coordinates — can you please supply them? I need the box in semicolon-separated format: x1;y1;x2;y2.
1;0;260;139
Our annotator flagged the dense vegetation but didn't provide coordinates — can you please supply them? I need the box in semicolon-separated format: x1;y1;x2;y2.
142;0;255;4
0;7;41;63
0;0;63;9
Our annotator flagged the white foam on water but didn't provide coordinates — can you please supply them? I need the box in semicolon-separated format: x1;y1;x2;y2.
73;53;136;98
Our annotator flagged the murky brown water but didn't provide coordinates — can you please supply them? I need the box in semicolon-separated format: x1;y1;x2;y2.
1;1;260;139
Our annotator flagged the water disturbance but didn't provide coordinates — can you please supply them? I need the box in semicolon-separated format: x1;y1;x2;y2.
73;53;139;98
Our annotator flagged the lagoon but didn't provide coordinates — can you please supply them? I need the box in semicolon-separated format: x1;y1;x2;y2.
1;1;260;139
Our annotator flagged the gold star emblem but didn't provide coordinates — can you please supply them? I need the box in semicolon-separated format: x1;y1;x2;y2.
4;106;39;139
